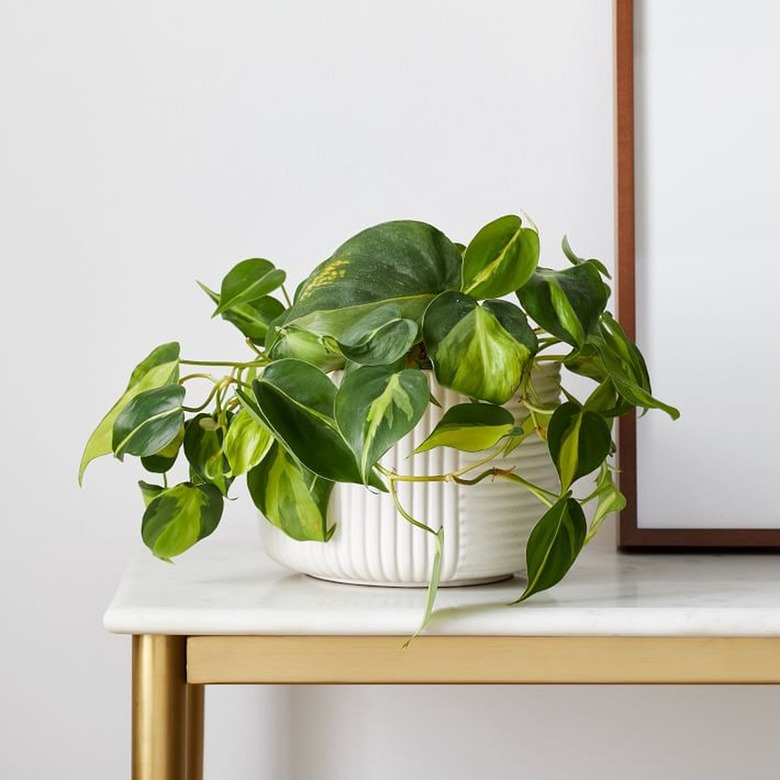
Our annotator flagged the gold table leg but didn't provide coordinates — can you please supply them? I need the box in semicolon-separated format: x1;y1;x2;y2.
133;635;194;780
185;684;204;780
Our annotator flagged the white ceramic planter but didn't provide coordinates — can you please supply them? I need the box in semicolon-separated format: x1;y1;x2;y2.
261;363;561;587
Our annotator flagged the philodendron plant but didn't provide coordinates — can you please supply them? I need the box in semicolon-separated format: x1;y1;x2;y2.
81;215;678;623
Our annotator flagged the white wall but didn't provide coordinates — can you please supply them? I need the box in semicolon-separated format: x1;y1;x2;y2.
0;2;776;778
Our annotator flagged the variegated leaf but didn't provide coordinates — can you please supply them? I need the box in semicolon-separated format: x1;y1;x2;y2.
247;443;334;541
141;482;223;560
547;401;612;491
336;304;418;366
141;426;184;473
513;493;586;603
414;402;515;453
213;258;286;315
422;292;537;404
112;385;186;460
198;281;284;344
224;408;273;476
517;262;609;347
335;366;429;482
79;342;180;482
248;359;372;485
183;414;232;495
265;326;345;372
462;214;539;299
586;463;627;542
280;220;462;338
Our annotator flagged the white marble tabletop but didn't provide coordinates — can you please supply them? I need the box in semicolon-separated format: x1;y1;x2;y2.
104;535;780;637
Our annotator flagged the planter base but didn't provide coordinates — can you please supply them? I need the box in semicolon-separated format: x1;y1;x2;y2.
305;572;514;589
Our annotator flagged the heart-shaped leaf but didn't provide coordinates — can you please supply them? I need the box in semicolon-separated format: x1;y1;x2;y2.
198;281;284;344
337;305;419;366
281;220;462;338
335;366;429;482
414;402;515;453
213;259;286;316
79;342;180;482
462;214;540;299
224;408;273;476
514;494;586;603
247;443;334;541
246;359;373;485
547;401;612;491
423;292;537;404
183;414;232;495
518;262;609;346
141;427;184;473
112;385;185;460
141;482;224;560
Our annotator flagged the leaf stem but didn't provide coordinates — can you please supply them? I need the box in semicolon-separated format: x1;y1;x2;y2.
386;476;438;536
180;373;219;384
180;359;268;368
281;284;293;308
492;472;556;506
378;447;502;484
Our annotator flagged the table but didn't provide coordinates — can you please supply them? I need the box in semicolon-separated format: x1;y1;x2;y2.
104;537;780;779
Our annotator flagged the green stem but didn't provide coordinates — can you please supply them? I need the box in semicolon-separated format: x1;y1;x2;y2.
535;354;569;362
281;284;293;308
180;359;268;368
377;447;502;484
386;477;438;536
493;472;556;506
179;372;219;384
182;382;221;413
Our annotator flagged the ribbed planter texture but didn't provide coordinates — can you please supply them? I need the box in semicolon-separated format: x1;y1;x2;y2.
261;363;561;587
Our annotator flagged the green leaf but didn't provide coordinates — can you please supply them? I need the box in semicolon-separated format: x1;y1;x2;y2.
566;314;679;420
586;464;627;542
514;494;586;603
138;480;168;507
199;281;285;344
266;326;345;372
247;443;334;541
79;342;180;483
547;401;612;491
594;313;680;420
281;220;462;338
248;359;372;485
403;527;444;647
141;482;224;560
413;402;515;453
112;385;185;460
561;235;611;278
183;414;232;495
336;305;419;366
422;292;537;404
214;259;286;316
223;408;273;476
141;427;184;473
462;215;540;299
517;262;609;347
335;366;429;482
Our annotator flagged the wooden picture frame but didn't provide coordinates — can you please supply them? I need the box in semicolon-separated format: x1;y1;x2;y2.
614;0;780;549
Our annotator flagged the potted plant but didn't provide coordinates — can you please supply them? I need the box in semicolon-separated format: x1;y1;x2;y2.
80;215;678;626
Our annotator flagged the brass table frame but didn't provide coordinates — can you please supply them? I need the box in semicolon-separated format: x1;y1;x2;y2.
132;633;780;779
